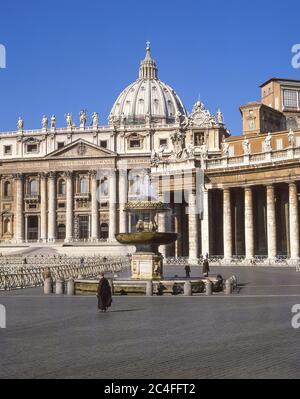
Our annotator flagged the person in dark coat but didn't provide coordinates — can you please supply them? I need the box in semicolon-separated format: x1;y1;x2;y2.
202;258;210;277
96;272;112;312
184;265;191;278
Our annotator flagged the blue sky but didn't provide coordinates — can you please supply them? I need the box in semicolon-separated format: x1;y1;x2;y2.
0;0;299;135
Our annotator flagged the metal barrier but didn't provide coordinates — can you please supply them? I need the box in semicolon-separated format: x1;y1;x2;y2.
0;256;130;291
164;255;293;267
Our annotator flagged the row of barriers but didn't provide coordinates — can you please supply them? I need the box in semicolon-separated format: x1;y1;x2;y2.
0;258;130;291
164;256;294;267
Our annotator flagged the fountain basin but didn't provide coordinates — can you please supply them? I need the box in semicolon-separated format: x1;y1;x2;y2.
115;232;178;246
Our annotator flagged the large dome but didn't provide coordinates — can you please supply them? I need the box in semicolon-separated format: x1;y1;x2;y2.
109;44;187;125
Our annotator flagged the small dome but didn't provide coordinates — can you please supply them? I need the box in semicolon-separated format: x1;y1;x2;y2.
109;44;187;125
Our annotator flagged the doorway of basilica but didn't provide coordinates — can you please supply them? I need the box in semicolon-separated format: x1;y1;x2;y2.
27;216;39;241
78;215;89;240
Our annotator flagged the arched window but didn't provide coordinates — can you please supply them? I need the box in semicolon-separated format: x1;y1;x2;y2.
167;100;174;117
134;176;141;196
3;181;11;197
3;218;10;234
80;177;88;193
137;99;144;115
100;178;108;196
153;99;159;112
29;179;38;195
130;175;141;196
58;179;66;195
124;101;131;115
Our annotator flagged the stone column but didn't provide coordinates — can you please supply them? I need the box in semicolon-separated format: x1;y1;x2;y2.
223;188;232;261
289;182;299;260
245;187;254;259
40;173;47;242
235;190;244;255
90;171;99;241
109;171;117;241
15;173;24;243
201;189;210;257
47;172;56;242
24;215;28;242
175;204;182;257
118;169;128;233
266;185;277;259
188;192;199;262
65;171;73;242
158;211;167;258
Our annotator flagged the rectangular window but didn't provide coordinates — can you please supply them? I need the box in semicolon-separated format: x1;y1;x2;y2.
276;139;283;150
100;140;107;149
296;136;300;147
229;145;235;157
159;139;168;147
27;144;38;153
129;140;141;148
58;202;66;208
283;90;298;108
194;132;204;146
57;142;65;149
4;145;12;155
28;204;37;209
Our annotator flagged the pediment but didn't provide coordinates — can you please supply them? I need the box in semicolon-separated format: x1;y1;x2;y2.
46;139;116;159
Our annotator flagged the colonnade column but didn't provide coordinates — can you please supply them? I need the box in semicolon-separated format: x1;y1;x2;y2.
201;189;209;257
245;187;254;259
223;188;232;261
157;192;167;258
90;171;99;241
289;182;299;260
40;173;47;242
47;172;56;242
188;191;198;262
175;204;182;257
266;185;276;259
65;171;73;242
15;173;24;243
109;170;117;241
119;169;128;233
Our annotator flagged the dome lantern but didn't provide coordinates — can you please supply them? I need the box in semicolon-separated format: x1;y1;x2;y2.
139;42;158;80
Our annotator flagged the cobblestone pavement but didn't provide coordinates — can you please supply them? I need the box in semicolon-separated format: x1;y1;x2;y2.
0;267;300;379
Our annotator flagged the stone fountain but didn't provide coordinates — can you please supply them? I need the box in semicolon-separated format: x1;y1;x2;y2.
116;201;178;280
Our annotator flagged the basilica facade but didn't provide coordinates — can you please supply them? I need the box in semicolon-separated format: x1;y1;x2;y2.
1;44;300;263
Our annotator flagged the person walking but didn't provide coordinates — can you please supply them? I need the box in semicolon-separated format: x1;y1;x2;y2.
202;257;210;277
96;272;112;313
184;265;191;278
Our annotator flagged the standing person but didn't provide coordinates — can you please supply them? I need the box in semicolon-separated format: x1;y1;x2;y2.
96;272;112;313
184;264;191;278
202;256;210;278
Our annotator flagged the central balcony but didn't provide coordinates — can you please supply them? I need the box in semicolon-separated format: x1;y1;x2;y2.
25;194;40;203
74;192;90;201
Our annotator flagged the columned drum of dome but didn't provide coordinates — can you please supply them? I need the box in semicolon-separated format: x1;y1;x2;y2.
109;43;187;126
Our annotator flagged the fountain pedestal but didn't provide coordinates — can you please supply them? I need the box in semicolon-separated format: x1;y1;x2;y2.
115;202;178;281
131;252;163;280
